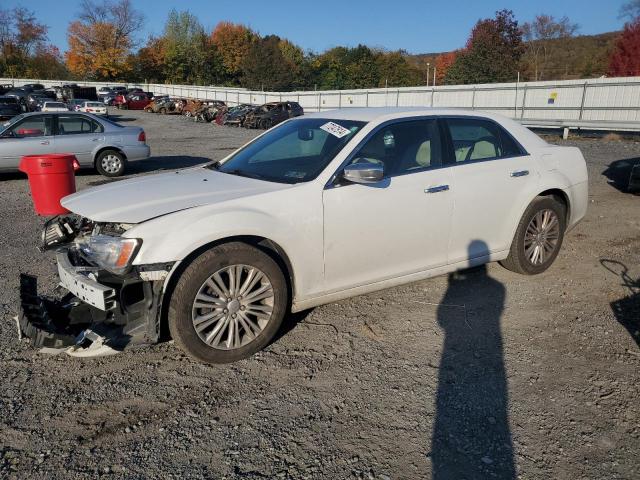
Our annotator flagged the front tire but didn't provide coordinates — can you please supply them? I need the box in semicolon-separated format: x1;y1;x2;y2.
95;150;126;177
168;242;288;364
501;196;566;275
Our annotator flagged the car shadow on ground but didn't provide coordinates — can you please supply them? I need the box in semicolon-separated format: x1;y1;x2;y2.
602;157;640;194
601;259;640;349
430;240;516;479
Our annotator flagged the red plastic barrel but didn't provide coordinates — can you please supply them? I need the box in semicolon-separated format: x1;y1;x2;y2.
19;154;81;216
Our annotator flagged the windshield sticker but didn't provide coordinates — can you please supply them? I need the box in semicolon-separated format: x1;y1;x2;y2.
320;122;352;138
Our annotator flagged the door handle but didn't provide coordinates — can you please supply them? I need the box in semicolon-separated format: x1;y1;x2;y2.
40;140;49;145
510;170;529;177
92;138;99;141
425;185;450;194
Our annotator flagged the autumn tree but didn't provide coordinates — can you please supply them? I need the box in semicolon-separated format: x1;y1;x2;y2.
211;22;257;80
521;15;579;80
0;7;67;78
446;9;524;85
608;18;640;76
65;0;143;80
434;51;458;85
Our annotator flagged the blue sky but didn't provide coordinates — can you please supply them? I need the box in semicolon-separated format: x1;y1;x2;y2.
3;0;628;54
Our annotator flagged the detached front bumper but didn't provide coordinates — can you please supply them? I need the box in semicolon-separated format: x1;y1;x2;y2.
18;248;171;352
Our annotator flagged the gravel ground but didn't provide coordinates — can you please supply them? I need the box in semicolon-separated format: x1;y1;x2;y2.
0;110;639;480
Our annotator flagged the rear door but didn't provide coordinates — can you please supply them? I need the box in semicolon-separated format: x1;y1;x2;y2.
442;116;540;263
0;115;55;170
54;114;105;166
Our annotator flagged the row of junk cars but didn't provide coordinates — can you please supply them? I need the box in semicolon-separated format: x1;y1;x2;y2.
141;97;304;129
0;82;304;130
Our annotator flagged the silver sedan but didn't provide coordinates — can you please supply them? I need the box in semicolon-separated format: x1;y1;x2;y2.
0;112;150;177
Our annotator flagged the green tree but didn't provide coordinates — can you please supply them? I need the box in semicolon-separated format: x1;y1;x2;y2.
162;10;221;85
446;9;524;85
521;15;579;80
241;35;295;91
375;50;422;87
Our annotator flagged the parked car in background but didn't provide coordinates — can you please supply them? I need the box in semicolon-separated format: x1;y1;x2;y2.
41;101;69;112
17;108;588;364
97;86;114;98
0;111;150;176
26;93;50;111
102;92;118;106
222;104;254;127
115;93;151;110
79;101;108;116
0;84;14;95
67;99;89;111
20;83;46;92
0;96;21;120
244;101;304;129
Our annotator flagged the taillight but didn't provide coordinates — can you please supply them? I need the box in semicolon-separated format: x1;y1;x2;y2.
138;131;146;142
88;109;94;112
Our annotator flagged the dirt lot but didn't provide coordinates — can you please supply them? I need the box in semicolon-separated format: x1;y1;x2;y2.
0;110;639;480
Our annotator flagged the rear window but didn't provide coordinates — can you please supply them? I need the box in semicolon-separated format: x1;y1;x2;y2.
46;102;66;108
86;102;103;107
99;116;124;128
0;97;17;104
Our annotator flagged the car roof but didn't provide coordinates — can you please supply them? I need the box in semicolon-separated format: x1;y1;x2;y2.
303;107;548;149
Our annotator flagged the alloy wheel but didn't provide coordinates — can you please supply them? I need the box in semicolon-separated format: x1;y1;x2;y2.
191;264;274;350
524;209;560;265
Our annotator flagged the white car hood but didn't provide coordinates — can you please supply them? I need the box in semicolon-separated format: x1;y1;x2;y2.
62;167;290;223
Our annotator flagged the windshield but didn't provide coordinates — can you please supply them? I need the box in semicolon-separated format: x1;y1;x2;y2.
1;113;26;132
87;102;103;107
45;102;66;108
214;118;366;184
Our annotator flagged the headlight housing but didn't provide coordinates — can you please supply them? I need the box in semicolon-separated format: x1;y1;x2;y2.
79;235;141;274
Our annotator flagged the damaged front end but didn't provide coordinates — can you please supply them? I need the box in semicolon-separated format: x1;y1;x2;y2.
18;215;173;356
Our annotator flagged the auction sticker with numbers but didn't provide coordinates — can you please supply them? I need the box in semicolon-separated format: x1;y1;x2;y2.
320;122;352;138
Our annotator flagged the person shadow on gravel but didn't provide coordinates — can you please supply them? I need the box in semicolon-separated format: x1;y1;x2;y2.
430;240;516;480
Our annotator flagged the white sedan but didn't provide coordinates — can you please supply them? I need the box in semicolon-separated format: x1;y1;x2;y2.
79;101;108;116
22;108;588;363
41;101;69;112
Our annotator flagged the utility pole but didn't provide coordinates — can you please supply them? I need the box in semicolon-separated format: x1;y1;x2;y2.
426;63;430;87
433;67;436;87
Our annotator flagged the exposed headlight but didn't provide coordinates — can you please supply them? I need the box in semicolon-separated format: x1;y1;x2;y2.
79;235;141;274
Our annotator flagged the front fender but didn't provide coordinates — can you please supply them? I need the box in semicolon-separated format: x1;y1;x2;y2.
123;199;324;301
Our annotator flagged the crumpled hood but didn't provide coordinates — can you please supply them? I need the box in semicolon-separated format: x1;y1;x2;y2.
61;167;290;223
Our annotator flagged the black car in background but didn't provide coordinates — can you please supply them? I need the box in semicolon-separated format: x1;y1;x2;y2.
244;101;304;129
0;96;21;120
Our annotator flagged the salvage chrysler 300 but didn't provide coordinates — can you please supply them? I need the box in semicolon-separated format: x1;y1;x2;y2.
19;108;588;363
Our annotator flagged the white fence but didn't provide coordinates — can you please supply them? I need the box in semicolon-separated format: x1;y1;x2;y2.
3;76;640;126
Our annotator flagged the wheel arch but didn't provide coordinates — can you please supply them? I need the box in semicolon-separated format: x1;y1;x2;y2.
159;235;296;339
537;188;570;224
94;146;127;167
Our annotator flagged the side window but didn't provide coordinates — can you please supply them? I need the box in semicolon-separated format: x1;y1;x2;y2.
58;116;97;135
10;116;52;137
445;118;525;163
348;119;442;177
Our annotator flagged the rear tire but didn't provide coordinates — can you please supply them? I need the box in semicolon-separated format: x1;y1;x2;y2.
500;196;566;275
168;242;288;364
95;150;126;177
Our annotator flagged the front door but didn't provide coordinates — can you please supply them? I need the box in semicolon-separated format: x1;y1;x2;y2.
0;114;55;170
322;118;453;293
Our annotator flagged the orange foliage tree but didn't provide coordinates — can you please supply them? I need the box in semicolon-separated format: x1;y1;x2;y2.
211;22;257;78
434;51;458;85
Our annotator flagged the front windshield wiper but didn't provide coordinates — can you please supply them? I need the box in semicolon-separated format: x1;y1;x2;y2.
222;169;269;181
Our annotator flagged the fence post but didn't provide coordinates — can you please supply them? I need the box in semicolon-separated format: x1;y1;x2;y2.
318;93;322;112
520;85;527;119
396;89;400;107
579;82;588;120
471;86;476;110
430;88;434;107
339;92;342;109
365;91;369;107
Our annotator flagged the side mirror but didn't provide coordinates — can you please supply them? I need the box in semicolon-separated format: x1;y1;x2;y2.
343;162;384;184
